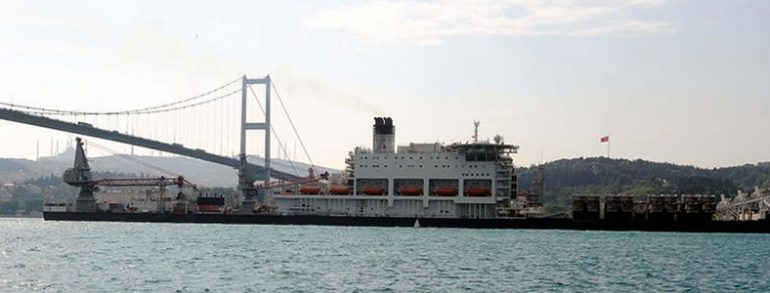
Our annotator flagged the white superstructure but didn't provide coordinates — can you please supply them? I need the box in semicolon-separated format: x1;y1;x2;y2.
270;117;520;219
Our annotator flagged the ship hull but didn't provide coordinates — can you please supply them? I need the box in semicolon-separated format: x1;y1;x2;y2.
43;212;770;233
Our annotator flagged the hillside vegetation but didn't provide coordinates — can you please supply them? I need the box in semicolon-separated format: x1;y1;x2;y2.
516;157;770;208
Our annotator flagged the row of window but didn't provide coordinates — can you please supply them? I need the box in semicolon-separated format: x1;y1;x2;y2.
361;156;460;160
358;164;488;169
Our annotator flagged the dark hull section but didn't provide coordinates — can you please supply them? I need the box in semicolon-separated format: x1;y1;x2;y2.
43;212;770;233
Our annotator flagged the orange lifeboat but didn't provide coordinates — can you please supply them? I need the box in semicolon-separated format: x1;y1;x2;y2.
435;186;458;196
197;197;224;213
300;185;321;195
465;186;491;197
399;185;422;196
329;185;351;195
362;185;386;195
198;205;222;213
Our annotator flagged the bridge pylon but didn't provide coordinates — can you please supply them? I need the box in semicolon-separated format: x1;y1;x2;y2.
238;75;271;214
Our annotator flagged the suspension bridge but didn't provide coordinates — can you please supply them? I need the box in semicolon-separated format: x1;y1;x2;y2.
0;75;314;211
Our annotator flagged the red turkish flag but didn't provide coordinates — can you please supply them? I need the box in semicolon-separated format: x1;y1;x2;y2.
600;136;609;143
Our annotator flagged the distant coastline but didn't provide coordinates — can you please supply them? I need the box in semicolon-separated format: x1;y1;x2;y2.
0;214;42;218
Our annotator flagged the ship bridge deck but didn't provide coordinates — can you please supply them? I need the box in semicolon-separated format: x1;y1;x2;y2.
446;143;518;161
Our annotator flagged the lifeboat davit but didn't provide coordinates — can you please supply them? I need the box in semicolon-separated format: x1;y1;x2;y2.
300;185;321;195
435;186;458;196
465;186;491;197
329;185;351;195
399;185;422;196
362;185;385;195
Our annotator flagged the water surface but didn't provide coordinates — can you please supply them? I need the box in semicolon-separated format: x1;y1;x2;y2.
2;218;769;292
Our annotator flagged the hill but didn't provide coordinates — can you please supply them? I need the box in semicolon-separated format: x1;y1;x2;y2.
0;147;338;187
516;157;770;208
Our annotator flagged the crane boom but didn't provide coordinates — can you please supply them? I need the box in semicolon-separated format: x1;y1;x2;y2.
64;137;197;212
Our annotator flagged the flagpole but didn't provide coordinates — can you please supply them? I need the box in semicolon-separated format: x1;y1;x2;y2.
600;135;610;158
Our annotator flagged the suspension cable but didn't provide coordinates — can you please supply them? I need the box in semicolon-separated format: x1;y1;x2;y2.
122;76;241;113
2;89;240;116
248;85;299;176
0;76;241;116
87;140;182;177
270;79;315;169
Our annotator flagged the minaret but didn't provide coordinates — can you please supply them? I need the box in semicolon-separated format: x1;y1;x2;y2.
473;121;480;143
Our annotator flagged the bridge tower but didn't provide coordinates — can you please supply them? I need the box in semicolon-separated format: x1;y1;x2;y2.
238;75;271;214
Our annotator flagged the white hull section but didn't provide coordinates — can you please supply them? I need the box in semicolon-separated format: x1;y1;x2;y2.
272;195;498;218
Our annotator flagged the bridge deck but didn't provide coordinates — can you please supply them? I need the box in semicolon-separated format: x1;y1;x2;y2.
0;108;300;181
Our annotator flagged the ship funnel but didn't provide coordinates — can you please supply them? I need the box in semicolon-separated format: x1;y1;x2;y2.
373;117;395;154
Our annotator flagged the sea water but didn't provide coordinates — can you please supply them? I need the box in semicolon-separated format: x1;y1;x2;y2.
1;217;769;292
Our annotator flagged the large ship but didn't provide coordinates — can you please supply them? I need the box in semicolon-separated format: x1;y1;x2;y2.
43;118;770;233
270;117;528;219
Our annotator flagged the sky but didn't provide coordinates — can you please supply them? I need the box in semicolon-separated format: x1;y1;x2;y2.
0;0;768;170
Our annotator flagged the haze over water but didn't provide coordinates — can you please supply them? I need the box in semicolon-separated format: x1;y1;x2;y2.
2;218;769;292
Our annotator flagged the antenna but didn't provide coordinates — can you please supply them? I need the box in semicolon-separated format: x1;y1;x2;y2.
473;120;480;143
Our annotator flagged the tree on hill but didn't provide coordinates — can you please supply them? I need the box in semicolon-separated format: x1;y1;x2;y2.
516;157;768;207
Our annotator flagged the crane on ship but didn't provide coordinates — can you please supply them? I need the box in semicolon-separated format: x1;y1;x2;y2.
64;137;198;212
